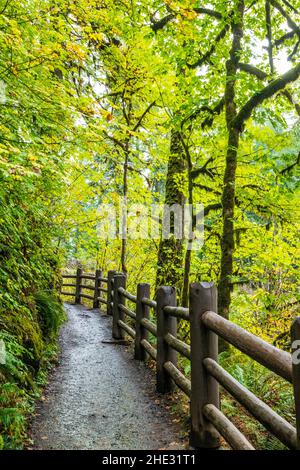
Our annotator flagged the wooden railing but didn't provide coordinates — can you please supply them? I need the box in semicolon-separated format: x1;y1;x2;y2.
61;269;300;451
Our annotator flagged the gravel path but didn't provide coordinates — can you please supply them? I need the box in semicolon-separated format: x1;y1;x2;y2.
30;303;186;450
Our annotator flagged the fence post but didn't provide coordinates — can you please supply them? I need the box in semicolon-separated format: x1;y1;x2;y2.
291;317;300;449
135;283;150;361
93;269;102;309
189;281;220;449
107;270;117;315
112;273;126;340
75;267;82;304
156;286;177;393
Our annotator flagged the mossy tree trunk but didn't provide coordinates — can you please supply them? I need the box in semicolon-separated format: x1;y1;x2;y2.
218;1;244;326
156;129;187;293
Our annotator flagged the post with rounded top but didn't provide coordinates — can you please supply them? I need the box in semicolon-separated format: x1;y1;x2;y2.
189;281;220;449
93;269;102;309
107;269;117;315
112;273;126;340
135;283;150;361
291;317;300;449
75;267;82;304
156;286;177;393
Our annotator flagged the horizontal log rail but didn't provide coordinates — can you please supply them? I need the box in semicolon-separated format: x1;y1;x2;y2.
118;304;136;320
164;332;190;359
163;305;189;321
80;293;94;300
203;404;254;450
79;284;94;291
118;286;137;303
140;318;157;336
202;310;293;383
141;297;157;309
60;270;300;451
203;358;297;449
117;319;136;339
141;339;157;360
99;287;108;293
164;361;191;397
80;274;95;280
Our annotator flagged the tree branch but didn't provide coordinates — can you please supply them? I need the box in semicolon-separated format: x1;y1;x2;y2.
280;150;300;173
238;62;268;79
150;7;222;32
187;25;229;69
132;101;156;132
269;0;300;37
233;62;300;130
265;0;274;73
273;30;296;47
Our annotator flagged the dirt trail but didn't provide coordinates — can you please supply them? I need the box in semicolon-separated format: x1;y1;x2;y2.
30;303;186;450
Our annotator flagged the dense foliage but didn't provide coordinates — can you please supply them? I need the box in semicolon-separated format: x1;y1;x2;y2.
0;0;299;449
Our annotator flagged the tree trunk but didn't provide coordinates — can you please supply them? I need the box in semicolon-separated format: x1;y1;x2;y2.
181;145;193;307
156;130;187;293
218;1;244;326
121;141;129;274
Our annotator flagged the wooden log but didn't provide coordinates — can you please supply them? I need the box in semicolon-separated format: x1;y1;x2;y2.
112;274;126;340
202;310;292;383
291;317;300;449
119;304;136;319
189;282;220;449
141;297;157;309
93;269;102;309
98;287;108;293
75;268;82;304
60;291;74;296
79;284;94;291
164;306;189;321
135;283;150;361
164;361;191;397
62;283;76;287
118;287;137;303
164;333;191;359
141;339;157;360
62;274;76;279
156;286;177;393
203;357;297;449
117;319;135;339
140;318;157;336
80;274;95;280
80;293;94;300
203;404;254;450
98;297;108;304
99;277;108;283
107;270;117;315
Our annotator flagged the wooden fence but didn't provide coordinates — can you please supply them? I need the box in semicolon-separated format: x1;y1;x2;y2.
61;268;300;450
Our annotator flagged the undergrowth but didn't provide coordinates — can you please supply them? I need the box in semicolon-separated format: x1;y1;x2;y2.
0;292;65;449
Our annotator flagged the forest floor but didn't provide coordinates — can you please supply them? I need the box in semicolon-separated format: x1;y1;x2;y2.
29;303;187;450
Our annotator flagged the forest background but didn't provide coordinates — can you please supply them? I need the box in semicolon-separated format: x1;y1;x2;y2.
0;0;299;449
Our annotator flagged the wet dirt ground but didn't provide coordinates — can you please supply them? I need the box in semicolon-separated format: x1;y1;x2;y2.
30;303;186;450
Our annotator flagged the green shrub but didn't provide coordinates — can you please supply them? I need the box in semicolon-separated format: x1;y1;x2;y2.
34;291;65;340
